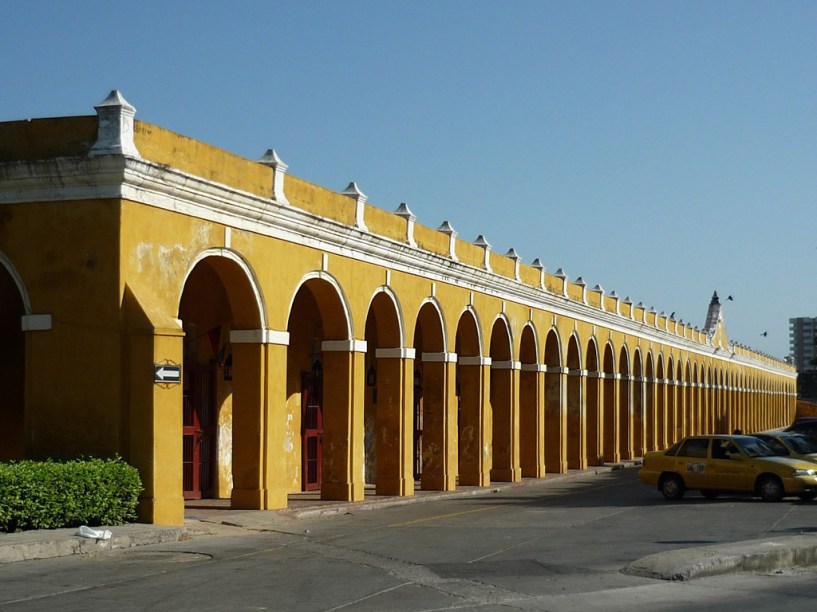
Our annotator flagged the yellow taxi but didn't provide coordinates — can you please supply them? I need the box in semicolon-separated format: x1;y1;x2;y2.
751;431;817;464
639;434;817;502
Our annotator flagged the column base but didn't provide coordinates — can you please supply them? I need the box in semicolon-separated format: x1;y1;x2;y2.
490;468;522;482
521;464;546;478
322;482;364;502
138;495;185;526
421;474;456;491
376;478;414;497
232;488;265;510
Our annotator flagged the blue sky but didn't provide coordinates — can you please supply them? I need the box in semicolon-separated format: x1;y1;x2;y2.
2;1;815;359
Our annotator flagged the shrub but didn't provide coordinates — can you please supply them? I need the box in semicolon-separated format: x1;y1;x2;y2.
0;457;142;533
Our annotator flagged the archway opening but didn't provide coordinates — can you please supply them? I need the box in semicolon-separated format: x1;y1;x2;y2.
566;336;583;469
0;265;25;461
179;255;262;503
413;302;447;490
456;310;486;486
602;344;617;463
544;330;563;473
489;317;516;482
363;291;403;495
519;325;542;477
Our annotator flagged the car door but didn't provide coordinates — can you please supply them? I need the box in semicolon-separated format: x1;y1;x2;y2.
672;437;710;489
708;437;751;492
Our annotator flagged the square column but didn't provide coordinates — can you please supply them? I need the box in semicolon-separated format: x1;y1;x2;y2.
321;340;367;501
420;352;458;491
374;347;416;496
128;326;185;526
458;357;492;486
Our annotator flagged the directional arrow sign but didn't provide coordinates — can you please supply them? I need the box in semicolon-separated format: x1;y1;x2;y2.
154;364;181;384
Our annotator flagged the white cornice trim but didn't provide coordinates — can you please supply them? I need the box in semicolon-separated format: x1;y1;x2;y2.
0;156;793;379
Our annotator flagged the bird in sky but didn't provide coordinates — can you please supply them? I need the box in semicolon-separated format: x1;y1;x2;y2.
727;295;734;301
760;331;768;337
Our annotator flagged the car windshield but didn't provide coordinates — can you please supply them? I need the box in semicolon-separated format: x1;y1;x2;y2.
784;435;817;455
735;437;777;458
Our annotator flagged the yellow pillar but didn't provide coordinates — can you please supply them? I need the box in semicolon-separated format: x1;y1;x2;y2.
520;363;546;477
129;326;185;526
458;357;492;486
420;352;457;491
321;340;366;501
374;347;415;496
491;360;521;482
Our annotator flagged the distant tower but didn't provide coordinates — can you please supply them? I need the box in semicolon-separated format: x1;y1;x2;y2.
703;291;723;336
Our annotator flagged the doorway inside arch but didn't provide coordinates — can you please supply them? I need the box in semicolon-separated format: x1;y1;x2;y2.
0;265;25;461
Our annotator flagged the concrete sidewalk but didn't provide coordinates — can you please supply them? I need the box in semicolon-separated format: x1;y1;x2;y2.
5;461;817;580
0;464;630;564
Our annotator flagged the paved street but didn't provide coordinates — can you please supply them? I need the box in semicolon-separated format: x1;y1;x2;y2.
3;468;817;611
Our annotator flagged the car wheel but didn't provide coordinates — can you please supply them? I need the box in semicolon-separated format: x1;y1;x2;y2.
798;492;817;501
757;475;784;502
660;474;685;500
701;489;719;500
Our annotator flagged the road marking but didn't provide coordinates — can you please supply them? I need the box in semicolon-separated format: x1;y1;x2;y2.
389;505;499;527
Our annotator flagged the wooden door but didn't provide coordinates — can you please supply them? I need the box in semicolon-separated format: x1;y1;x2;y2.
302;364;323;491
183;365;216;499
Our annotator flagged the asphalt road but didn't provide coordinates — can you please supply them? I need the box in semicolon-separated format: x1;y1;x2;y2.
3;468;817;611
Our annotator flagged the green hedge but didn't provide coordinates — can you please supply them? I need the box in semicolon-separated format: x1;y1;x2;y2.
0;457;142;533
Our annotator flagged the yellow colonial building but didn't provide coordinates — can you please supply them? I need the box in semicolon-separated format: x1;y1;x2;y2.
0;92;796;525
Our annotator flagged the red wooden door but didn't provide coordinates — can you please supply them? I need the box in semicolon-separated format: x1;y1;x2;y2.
183;366;216;499
302;365;323;491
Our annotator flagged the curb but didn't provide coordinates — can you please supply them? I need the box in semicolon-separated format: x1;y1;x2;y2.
0;525;185;564
623;534;817;581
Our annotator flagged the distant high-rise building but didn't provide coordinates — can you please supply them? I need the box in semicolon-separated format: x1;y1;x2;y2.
790;317;817;371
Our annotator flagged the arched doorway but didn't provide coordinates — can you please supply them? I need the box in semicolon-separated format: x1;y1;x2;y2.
287;275;352;498
178;253;263;501
566;335;583;469
489;316;518;482
363;289;406;496
456;309;488;486
519;324;543;477
413;300;452;491
602;343;617;463
0;262;25;461
632;350;644;457
618;347;631;460
585;340;600;466
544;329;564;473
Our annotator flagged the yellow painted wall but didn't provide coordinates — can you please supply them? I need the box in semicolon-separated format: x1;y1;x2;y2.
0;113;797;526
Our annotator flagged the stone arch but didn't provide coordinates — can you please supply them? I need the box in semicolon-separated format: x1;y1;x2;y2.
363;286;407;495
413;298;452;490
618;345;632;460
519;322;543;477
645;352;656;451
0;254;28;460
632;349;645;457
489;314;519;482
602;342;617;463
544;328;565;473
182;248;267;329
0;251;32;314
178;252;265;503
585;337;601;466
456;307;488;486
286;273;355;500
655;354;666;449
566;334;584;469
685;360;694;436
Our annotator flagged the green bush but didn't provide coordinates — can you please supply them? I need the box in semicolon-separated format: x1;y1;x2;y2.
0;457;142;533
